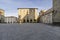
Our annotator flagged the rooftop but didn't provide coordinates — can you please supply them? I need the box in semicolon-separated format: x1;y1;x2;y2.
5;16;17;18
0;9;5;11
17;8;38;9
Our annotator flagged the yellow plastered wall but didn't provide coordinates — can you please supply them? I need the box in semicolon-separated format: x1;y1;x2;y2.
0;9;4;16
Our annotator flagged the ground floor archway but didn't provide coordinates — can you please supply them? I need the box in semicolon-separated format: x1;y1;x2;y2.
0;20;1;23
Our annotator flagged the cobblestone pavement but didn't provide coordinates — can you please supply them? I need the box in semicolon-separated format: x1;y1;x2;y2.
0;23;60;40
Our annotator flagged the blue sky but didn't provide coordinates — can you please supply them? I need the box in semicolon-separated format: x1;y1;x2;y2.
0;0;52;17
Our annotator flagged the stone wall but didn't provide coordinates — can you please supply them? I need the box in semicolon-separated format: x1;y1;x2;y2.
53;0;60;22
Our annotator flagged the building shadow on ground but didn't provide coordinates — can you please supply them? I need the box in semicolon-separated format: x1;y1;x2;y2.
46;23;60;27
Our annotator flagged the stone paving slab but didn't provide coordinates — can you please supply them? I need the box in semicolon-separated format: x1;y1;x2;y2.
0;23;60;40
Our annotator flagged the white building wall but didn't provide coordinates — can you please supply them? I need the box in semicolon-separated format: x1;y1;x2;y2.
4;17;17;24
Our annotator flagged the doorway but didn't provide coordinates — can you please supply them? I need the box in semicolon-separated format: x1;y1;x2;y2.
30;19;32;23
0;20;1;23
27;19;29;23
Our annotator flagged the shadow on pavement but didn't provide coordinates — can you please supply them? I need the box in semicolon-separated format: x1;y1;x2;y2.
46;23;60;27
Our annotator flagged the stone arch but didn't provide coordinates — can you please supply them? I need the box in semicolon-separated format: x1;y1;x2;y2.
23;19;25;23
27;19;29;23
30;19;32;23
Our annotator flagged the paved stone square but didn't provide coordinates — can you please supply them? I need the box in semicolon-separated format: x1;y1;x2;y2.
0;23;60;40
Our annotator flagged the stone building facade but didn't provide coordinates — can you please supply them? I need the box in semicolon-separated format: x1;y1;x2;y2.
39;10;46;23
39;8;53;24
39;0;60;24
0;9;5;23
4;16;17;24
18;8;38;23
53;0;60;23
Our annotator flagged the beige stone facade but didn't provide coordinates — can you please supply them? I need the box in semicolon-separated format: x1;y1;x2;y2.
18;8;38;23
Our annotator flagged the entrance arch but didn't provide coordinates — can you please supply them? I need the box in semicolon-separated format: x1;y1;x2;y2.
23;19;25;23
0;20;1;23
27;19;29;23
30;19;32;23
